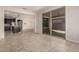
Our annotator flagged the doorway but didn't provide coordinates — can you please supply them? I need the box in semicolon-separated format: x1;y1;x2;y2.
4;10;23;34
4;18;16;33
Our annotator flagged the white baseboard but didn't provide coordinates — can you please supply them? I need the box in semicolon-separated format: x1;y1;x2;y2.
66;39;79;44
22;29;35;32
0;37;4;40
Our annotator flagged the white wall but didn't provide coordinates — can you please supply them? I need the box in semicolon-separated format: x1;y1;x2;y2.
0;7;4;40
17;14;35;31
66;6;79;43
35;12;42;33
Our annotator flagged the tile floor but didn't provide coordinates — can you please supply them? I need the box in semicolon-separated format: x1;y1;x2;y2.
0;30;79;52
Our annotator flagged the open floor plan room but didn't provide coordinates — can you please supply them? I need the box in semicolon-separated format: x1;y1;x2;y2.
0;6;79;52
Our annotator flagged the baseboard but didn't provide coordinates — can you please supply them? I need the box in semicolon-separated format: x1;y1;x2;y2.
22;29;35;32
66;39;79;44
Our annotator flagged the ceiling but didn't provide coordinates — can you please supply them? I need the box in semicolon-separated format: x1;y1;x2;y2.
4;6;46;19
4;6;54;19
17;6;46;12
5;11;19;19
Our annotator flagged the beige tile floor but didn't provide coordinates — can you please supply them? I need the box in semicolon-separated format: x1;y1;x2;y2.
0;30;79;52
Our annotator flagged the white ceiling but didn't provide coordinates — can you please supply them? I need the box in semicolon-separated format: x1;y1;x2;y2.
5;11;19;19
4;6;54;19
4;6;46;19
17;6;46;12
